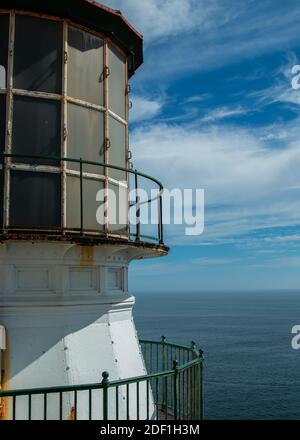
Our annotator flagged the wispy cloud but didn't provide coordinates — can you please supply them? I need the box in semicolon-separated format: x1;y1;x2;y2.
192;257;240;266
130;95;163;123
201;105;250;123
105;0;229;43
184;94;211;104
249;83;300;108
111;0;300;83
247;52;300;109
131;118;300;244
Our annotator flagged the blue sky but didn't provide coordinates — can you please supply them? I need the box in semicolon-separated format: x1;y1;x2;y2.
105;0;300;291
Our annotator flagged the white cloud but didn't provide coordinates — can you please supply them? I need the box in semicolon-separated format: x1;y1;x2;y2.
192;257;240;265
102;2;300;249
250;83;300;107
201;106;250;123
129;95;163;123
185;94;211;104
247;52;300;109
104;0;226;43
122;0;300;82
131;119;300;244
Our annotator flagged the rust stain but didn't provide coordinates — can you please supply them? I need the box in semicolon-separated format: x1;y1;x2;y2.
80;245;94;266
68;406;76;420
0;333;9;420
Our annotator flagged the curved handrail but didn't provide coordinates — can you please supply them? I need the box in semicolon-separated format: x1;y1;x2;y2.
0;339;203;397
0;152;165;244
1;153;164;190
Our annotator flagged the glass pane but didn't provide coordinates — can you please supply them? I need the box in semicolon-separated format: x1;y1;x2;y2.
66;176;104;232
108;115;127;181
0;14;9;89
14;15;63;93
108;44;126;119
0;95;6;153
10;171;61;228
0;170;3;227
108;183;128;234
67;103;104;173
68;26;103;105
12;96;61;166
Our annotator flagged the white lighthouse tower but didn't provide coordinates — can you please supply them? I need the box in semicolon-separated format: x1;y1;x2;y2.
0;0;168;420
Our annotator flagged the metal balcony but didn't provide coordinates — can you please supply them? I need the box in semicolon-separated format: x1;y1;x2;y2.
0;153;167;249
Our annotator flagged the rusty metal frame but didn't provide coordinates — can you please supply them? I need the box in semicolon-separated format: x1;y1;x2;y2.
106;40;130;238
3;10;15;228
1;151;165;245
1;9;131;236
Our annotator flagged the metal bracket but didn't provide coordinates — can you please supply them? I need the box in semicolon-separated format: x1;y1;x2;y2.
100;66;110;82
105;138;111;151
63;126;68;141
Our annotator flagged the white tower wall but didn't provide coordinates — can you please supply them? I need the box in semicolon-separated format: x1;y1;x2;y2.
0;242;156;420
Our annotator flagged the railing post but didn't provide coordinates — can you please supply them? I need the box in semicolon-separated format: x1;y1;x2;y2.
102;371;109;421
79;157;83;234
1;153;5;233
199;350;204;420
191;341;196;419
173;360;179;420
135;171;141;242
159;190;163;244
161;336;167;416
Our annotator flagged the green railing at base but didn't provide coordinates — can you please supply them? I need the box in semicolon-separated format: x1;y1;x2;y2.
0;338;204;421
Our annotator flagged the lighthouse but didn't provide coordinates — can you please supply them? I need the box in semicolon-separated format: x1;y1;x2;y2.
0;0;170;420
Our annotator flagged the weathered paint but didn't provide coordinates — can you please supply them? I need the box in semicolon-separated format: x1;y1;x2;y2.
0;11;131;239
80;245;94;265
0;330;9;420
68;407;76;420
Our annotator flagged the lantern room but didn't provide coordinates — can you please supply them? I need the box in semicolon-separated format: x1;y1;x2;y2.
0;1;162;244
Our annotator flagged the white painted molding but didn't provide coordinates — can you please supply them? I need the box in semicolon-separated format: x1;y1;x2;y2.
0;325;6;350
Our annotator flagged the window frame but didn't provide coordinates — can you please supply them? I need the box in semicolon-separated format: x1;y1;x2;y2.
0;9;129;234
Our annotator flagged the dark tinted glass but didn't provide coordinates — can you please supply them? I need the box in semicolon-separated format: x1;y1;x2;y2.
14;15;63;93
0;95;6;153
0;170;3;227
10;171;61;228
12;96;61;166
0;14;9;89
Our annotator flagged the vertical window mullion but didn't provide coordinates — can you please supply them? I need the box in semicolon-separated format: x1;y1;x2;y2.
62;21;68;230
125;56;129;237
4;11;15;228
104;39;109;235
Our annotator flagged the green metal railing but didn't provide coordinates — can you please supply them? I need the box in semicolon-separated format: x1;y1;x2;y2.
0;338;204;420
0;153;165;245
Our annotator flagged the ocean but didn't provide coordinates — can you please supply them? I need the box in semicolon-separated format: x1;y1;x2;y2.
133;290;300;420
